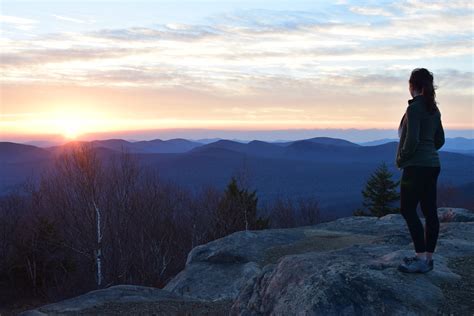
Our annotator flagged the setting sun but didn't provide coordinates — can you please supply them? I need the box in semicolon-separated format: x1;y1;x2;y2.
50;111;95;140
44;109;111;140
60;119;81;139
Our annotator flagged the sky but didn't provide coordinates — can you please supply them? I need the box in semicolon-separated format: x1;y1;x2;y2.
1;0;473;142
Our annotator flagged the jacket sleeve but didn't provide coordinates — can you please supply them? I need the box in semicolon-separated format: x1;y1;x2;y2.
398;105;420;162
434;118;445;150
395;113;406;168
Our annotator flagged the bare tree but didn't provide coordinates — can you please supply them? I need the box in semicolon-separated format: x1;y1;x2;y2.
296;196;321;226
186;185;222;248
0;193;23;285
271;195;296;228
264;194;322;228
41;142;105;288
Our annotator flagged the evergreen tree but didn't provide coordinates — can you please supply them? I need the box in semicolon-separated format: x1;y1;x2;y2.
213;176;270;238
359;162;400;217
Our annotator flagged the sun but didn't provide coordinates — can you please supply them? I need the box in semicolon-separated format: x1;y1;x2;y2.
63;124;80;139
54;116;84;140
49;109;112;140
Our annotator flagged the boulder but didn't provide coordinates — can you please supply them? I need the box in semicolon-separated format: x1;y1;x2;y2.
230;244;461;315
164;226;376;300
23;207;474;315
20;285;232;316
230;208;474;315
438;207;474;222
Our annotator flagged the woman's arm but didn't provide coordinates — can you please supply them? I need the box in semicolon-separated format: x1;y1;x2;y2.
434;118;445;150
398;105;420;162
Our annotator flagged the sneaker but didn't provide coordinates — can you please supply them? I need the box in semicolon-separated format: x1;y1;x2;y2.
403;255;418;264
425;258;434;272
402;256;434;272
398;256;431;273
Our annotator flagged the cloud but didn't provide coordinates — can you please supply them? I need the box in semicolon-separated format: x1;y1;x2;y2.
0;14;37;30
0;112;41;118
0;47;142;67
0;5;472;99
212;106;305;114
205;8;327;30
51;14;90;24
0;14;36;25
393;0;473;14
87;24;222;42
349;6;393;17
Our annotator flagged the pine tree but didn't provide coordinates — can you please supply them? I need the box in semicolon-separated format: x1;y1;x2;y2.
213;176;270;238
360;162;400;217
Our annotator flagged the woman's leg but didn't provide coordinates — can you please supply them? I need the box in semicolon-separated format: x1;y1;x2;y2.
400;166;426;255
420;166;441;259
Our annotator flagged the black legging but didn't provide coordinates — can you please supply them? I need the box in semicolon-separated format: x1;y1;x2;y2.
400;166;441;253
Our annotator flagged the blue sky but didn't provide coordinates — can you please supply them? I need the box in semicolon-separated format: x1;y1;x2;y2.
1;0;473;141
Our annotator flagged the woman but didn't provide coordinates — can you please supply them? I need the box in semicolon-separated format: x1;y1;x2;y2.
395;68;445;273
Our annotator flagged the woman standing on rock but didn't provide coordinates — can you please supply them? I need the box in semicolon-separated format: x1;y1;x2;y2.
395;68;445;273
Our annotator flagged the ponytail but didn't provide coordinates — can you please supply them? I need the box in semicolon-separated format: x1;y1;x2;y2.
409;68;438;114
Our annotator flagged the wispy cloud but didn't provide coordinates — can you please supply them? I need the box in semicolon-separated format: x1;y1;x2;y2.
51;14;91;24
0;14;37;30
393;0;473;13
349;6;393;17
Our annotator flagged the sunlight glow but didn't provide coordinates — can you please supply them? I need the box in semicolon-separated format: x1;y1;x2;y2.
57;118;81;139
36;109;108;140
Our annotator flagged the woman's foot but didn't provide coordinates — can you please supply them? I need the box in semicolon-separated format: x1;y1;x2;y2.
398;256;432;273
403;255;434;271
425;258;434;272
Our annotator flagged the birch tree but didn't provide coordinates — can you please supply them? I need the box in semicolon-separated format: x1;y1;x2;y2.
47;143;106;288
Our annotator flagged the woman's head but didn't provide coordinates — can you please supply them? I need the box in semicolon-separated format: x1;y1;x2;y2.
408;68;438;114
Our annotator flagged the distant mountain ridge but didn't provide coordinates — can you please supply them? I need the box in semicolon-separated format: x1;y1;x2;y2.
2;136;472;168
10;136;473;152
358;137;474;156
44;138;203;154
276;136;361;147
1;136;473;216
189;137;363;160
0;142;52;164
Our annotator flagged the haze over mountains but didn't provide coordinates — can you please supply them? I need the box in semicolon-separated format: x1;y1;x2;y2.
358;137;474;155
18;136;474;154
1;136;473;218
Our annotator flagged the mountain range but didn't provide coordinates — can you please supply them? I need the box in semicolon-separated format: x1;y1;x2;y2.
1;137;473;218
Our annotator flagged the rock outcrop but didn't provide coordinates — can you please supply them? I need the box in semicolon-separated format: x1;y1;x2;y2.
22;207;474;315
20;285;232;316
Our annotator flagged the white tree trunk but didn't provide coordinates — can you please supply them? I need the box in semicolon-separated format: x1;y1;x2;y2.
94;201;103;288
243;198;249;231
244;208;249;231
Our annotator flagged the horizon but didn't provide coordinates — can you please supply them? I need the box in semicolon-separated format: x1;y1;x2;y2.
2;127;473;146
1;1;473;140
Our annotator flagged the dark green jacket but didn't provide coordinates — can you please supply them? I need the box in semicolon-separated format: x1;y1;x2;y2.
396;95;445;169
